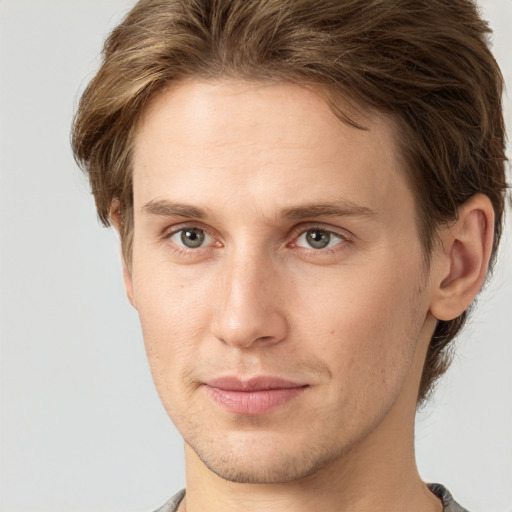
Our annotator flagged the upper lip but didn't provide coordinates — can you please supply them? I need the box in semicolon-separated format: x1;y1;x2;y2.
205;376;307;391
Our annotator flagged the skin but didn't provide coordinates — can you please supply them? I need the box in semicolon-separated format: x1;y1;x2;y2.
115;79;494;512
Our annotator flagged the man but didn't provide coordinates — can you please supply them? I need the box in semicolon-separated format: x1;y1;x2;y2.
72;1;507;511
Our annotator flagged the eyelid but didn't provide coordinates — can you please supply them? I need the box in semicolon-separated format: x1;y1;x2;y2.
288;222;352;242
170;228;212;248
162;222;221;248
286;223;353;256
160;221;352;254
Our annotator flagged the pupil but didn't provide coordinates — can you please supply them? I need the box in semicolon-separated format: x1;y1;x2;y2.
181;229;205;248
306;230;330;249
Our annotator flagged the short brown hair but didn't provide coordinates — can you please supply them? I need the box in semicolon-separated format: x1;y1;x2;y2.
72;0;508;404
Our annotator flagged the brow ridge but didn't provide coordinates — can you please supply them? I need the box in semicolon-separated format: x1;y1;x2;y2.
283;201;377;219
142;199;207;218
141;198;377;220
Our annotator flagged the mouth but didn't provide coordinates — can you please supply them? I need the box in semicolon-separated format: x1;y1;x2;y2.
204;376;309;415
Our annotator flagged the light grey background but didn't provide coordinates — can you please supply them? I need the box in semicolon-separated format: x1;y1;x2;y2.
0;1;510;511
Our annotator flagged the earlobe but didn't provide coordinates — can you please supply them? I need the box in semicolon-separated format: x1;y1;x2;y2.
430;194;495;322
109;200;137;309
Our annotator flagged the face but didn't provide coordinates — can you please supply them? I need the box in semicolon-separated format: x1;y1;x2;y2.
128;80;437;484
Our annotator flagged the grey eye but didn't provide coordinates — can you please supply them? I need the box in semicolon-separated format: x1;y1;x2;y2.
181;228;205;248
305;229;331;249
295;229;343;250
171;228;209;248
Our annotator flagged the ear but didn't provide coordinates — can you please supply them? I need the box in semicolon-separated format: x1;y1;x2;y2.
110;200;136;309
429;194;495;321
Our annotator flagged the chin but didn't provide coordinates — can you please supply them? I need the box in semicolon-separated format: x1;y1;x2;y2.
187;431;346;484
198;451;330;484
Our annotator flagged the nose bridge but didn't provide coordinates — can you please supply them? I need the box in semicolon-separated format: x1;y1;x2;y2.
212;244;288;348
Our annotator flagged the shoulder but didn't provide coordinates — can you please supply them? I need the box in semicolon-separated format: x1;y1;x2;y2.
154;486;468;512
153;489;186;512
428;483;470;512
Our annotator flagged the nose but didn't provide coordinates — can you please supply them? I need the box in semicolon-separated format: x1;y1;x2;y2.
211;249;289;349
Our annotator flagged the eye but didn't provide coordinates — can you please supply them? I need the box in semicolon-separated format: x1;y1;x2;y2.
295;228;344;250
169;228;213;249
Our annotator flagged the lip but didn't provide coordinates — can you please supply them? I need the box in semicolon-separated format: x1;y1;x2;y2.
204;376;309;415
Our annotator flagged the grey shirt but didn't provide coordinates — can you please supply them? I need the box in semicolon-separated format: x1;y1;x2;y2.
153;484;468;512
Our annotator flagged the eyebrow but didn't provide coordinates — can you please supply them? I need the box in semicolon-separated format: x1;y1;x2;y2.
142;199;209;218
141;199;377;220
282;201;377;219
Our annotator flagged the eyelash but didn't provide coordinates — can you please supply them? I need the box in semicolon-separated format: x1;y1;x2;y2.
163;224;220;257
162;223;351;257
289;227;348;254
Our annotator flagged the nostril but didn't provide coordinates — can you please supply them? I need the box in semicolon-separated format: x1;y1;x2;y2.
255;336;273;342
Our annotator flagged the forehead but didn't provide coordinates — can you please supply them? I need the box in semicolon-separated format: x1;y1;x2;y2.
134;79;393;155
131;79;410;219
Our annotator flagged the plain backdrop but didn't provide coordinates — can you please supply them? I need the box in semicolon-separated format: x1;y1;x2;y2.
0;1;511;511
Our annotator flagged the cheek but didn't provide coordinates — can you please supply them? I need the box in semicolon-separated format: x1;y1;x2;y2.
131;259;213;390
296;261;425;393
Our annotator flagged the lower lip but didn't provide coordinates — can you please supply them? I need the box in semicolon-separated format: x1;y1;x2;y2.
205;386;307;415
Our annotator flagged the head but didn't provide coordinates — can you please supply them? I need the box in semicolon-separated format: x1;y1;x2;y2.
72;0;507;482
